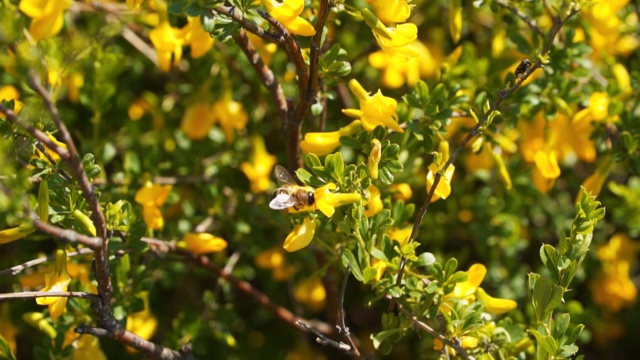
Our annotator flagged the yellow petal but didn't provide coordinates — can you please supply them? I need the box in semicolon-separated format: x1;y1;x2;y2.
283;218;316;252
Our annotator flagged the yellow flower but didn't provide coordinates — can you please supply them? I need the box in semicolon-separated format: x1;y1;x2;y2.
180;102;215;140
293;277;326;311
181;16;215;58
591;233;639;313
390;183;412;201
388;227;411;245
369;0;411;24
588;92;610;122
372;258;388;281
342;79;403;132
34;132;68;164
255;246;297;280
262;0;316;36
364;184;383;217
36;250;71;320
0;222;36;244
300;120;362;156
427;141;456;202
19;0;72;41
212;96;248;143
0;85;24;119
73;335;107;360
134;182;172;230
368;139;382;180
369;41;439;88
372;23;419;61
149;20;184;72
240;136;277;193
446;263;517;315
580;155;613;200
126;292;158;350
0;304;18;355
178;232;228;255
247;32;279;65
283;217;317;252
314;183;362;217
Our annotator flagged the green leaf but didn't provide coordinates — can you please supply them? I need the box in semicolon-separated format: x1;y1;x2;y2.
529;330;558;356
371;329;401;349
532;276;564;322
415;252;436;267
295;168;313;185
339;136;361;149
341;250;364;282
167;0;189;14
379;167;394;185
371;248;389;261
0;334;16;360
304;153;322;168
552;313;570;339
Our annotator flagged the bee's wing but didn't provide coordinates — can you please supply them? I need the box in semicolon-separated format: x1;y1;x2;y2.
269;192;297;210
274;165;297;186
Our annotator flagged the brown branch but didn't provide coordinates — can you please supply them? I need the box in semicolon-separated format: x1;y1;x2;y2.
75;325;188;360
31;217;102;249
387;295;470;359
26;70;113;304
0;291;99;301
141;237;335;336
497;0;544;37
259;10;309;170
234;29;289;133
0;247;94;276
212;6;284;44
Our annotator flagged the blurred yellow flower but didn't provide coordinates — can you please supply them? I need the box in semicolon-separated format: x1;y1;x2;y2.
240;136;277;193
580;155;613;201
369;0;411;24
34;132;68;164
300;120;362;156
246;32;279;65
369;41;439;88
126;292;158;350
181;16;215;58
0;303;18;355
372;258;388;281
255;246;297;280
180;102;215;140
390;183;412;201
149;21;184;72
36;250;71;320
73;335;107;360
0;85;24;119
388;226;411;245
134;182;172;230
293;277;326;311
583;0;638;58
19;0;72;41
262;0;316;36
591;233;639;313
283;217;317;252
212;96;248;143
372;23;419;61
178;232;228;255
342;79;403;132
0;222;35;244
364;184;383;217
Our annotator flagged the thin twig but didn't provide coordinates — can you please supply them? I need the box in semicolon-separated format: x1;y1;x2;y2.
338;266;360;357
213;6;284;44
234;29;289;132
296;320;354;354
31;217;102;249
386;295;470;359
75;325;187;359
497;0;544;37
0;248;94;276
140;237;335;336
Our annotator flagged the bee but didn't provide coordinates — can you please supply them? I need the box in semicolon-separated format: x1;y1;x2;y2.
269;165;316;211
514;59;531;80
